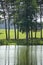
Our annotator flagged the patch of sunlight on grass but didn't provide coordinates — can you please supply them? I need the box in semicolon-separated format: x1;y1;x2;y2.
0;29;6;39
10;29;26;39
0;29;43;39
19;32;26;39
10;29;14;39
32;32;35;38
29;30;43;38
36;31;41;38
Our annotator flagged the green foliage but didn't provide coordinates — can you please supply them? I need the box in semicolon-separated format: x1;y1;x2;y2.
5;0;15;3
4;0;38;33
32;0;38;9
18;0;38;32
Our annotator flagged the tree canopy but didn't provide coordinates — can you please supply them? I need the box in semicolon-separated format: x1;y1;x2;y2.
0;0;39;41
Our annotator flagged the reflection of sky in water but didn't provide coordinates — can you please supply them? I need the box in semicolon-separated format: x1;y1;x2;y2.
37;46;41;65
0;46;5;65
0;45;43;65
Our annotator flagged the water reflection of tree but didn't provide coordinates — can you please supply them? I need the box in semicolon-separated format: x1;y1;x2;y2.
17;46;26;65
17;46;43;65
8;46;10;65
14;45;16;65
5;46;10;65
26;46;29;65
4;46;38;65
5;46;7;65
17;46;19;65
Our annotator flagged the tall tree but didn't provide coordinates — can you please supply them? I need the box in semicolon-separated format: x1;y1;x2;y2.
4;0;14;40
13;0;20;40
37;0;43;39
1;1;8;39
19;0;38;43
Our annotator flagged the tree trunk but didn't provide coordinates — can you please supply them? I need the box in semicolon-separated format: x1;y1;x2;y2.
5;18;7;39
26;29;28;44
35;10;37;39
31;26;33;39
29;31;30;39
17;25;19;39
14;24;16;40
1;1;8;39
2;3;8;40
40;4;42;39
35;31;37;39
8;17;10;40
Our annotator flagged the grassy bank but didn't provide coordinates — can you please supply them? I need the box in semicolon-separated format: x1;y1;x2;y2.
0;29;26;39
0;29;43;45
0;39;43;45
0;29;43;39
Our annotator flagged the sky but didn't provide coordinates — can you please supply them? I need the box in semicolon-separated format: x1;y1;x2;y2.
37;17;43;22
0;15;43;23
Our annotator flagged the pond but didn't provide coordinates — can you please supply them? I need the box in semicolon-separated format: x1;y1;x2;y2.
0;45;43;65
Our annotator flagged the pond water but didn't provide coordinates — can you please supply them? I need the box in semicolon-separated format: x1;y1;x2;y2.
0;45;43;65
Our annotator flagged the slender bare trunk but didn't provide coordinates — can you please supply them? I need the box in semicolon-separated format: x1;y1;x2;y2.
35;30;37;38
35;10;37;39
17;25;19;39
5;19;7;39
1;2;8;39
8;17;10;40
40;4;42;39
14;24;16;40
29;31;30;39
31;26;33;39
26;29;28;44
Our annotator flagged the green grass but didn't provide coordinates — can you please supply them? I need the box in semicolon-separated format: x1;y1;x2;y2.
0;29;26;39
0;39;43;45
0;29;6;39
0;29;43;45
0;29;43;39
31;30;43;38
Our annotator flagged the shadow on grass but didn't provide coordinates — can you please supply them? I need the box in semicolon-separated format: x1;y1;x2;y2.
0;38;43;45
